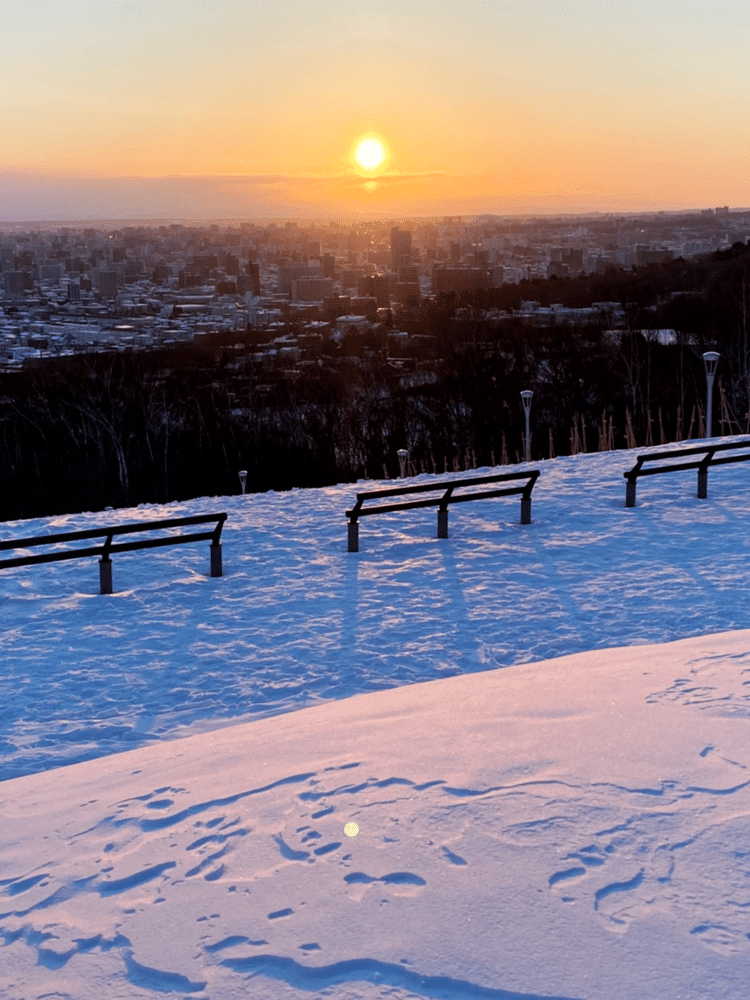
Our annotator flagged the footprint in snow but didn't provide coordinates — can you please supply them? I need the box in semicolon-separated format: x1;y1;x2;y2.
343;870;426;902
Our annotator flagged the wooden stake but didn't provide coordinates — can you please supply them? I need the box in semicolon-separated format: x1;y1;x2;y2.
625;408;636;449
570;414;582;455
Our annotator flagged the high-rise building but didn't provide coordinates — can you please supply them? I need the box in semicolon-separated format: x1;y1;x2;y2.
390;227;412;274
246;261;260;297
398;265;419;284
358;274;391;308
38;261;62;283
567;247;584;270
396;281;420;307
3;271;32;297
291;277;333;301
348;296;378;317
431;267;492;295
95;269;119;298
222;253;240;277
547;262;569;279
277;262;321;296
321;253;336;279
635;245;673;267
340;267;365;291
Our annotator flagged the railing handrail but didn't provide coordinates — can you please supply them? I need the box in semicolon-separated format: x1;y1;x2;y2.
0;513;227;570
345;470;540;551
624;438;750;481
347;470;540;521
622;437;750;507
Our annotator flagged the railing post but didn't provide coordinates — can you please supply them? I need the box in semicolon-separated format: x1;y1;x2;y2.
210;542;223;577
99;556;113;594
625;480;637;507
348;521;359;553
437;508;449;538
520;496;531;524
697;451;714;499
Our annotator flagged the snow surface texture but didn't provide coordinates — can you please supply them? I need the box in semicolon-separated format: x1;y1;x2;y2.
1;441;750;781
2;633;750;999
1;441;750;998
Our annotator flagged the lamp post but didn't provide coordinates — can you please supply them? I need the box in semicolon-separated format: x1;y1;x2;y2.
397;449;408;479
702;352;720;438
238;469;247;495
520;391;533;462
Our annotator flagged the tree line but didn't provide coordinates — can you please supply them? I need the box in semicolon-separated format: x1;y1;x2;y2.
2;243;750;521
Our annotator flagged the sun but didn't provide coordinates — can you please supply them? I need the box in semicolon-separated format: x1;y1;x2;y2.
355;138;386;171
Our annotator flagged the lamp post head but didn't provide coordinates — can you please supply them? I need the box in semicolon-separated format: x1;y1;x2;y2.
702;351;720;379
238;469;247;494
397;449;408;459
520;390;533;415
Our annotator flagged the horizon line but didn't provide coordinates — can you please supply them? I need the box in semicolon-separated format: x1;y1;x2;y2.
1;206;748;229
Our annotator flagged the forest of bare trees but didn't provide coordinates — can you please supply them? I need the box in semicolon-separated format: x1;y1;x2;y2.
3;243;750;522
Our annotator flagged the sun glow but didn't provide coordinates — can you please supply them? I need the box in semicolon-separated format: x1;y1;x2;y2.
354;138;386;171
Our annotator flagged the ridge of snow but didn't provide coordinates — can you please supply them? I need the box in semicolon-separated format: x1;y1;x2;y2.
2;630;750;999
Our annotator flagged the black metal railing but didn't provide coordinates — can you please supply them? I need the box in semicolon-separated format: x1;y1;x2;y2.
0;512;227;593
345;470;539;551
623;438;750;506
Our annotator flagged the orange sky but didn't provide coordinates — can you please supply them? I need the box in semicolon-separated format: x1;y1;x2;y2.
2;1;749;219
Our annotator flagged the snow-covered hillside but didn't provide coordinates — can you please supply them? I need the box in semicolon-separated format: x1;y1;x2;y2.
2;443;750;781
1;442;750;998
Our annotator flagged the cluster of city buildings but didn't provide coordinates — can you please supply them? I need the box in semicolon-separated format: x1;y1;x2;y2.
0;209;747;369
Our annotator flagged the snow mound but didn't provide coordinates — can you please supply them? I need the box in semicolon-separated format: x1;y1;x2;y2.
2;630;749;999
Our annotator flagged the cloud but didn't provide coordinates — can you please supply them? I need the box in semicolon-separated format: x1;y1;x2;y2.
338;171;448;189
0;170;452;220
148;171;449;188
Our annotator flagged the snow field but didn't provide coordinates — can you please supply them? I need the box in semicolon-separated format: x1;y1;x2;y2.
1;442;750;780
1;632;749;999
1;440;750;998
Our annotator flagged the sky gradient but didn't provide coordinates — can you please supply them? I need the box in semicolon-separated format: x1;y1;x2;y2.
2;0;749;220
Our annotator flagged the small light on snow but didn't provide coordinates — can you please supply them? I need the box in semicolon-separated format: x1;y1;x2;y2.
344;821;359;838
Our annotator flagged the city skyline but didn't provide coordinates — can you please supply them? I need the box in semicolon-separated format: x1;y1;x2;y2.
2;0;749;220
